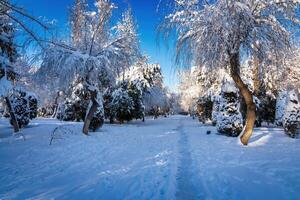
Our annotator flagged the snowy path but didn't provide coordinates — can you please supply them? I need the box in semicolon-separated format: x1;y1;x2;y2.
1;116;300;200
175;120;203;200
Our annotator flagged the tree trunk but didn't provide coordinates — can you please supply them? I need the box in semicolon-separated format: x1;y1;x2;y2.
82;90;98;135
5;97;19;132
253;54;260;96
252;33;261;97
229;53;256;145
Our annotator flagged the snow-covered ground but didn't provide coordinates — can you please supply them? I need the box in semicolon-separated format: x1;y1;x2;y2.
0;116;299;200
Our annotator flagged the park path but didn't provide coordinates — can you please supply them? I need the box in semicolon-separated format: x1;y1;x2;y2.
174;119;204;200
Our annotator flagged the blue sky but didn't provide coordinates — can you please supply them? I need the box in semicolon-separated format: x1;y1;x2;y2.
14;0;178;91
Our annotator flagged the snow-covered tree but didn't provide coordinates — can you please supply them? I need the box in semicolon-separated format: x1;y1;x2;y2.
282;89;300;138
122;56;149;90
0;2;20;132
0;0;50;132
110;85;134;123
127;81;145;121
103;87;115;123
161;0;300;145
6;89;38;128
70;0;88;49
58;76;104;131
113;7;140;76
35;1;140;134
178;69;200;113
142;63;169;116
275;91;288;126
143;63;164;89
196;96;213;123
216;77;243;137
60;77;89;121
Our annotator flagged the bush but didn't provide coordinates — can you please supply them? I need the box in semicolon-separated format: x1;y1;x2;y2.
275;91;288;126
111;86;134;123
59;78;90;122
103;88;115;123
7;89;38;128
196;96;213;123
283;89;300;138
59;77;105;131
127;81;145;120
216;78;243;137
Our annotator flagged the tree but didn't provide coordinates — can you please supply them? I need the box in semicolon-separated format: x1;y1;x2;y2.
216;77;243;137
275;91;288;126
70;0;88;49
178;69;200;113
103;87;115;123
142;63;169;116
6;89;38;128
161;0;300;145
282;89;300;138
0;0;49;133
60;77;90;122
196;96;213;123
0;2;19;131
110;85;134;123
35;1;140;134
127;81;145;121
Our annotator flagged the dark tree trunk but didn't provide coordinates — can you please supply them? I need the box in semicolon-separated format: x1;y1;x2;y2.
229;53;256;145
82;90;98;135
5;97;19;132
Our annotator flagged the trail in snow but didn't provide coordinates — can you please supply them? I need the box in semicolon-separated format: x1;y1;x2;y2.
175;120;204;200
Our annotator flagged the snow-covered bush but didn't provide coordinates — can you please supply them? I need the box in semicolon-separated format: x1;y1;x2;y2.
103;80;145;123
256;93;276;126
127;81;145;121
38;104;56;118
27;92;38;120
59;77;104;130
110;86;134;123
60;78;89;122
216;79;243;137
275;91;288;126
103;88;115;123
196;96;213;124
6;89;38;128
282;90;300;138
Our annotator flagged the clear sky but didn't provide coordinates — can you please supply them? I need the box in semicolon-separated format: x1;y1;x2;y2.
14;0;178;91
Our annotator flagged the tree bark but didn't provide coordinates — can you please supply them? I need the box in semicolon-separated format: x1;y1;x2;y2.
5;97;19;132
252;33;261;97
82;90;98;135
229;53;256;145
253;54;260;96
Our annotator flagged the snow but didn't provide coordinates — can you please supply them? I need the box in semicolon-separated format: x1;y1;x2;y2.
0;116;300;199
